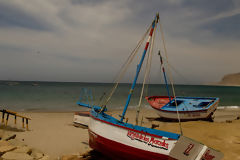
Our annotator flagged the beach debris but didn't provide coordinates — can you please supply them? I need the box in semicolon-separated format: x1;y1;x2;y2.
0;109;31;130
0;140;10;147
8;139;26;147
0;145;17;154
151;123;159;129
1;152;34;160
61;155;81;160
38;155;50;160
12;146;32;154
30;149;44;159
2;133;16;141
60;150;111;160
0;130;49;160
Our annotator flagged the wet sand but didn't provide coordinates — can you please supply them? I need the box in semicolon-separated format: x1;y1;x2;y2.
0;108;239;159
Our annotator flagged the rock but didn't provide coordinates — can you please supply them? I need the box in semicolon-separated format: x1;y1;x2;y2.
213;115;239;123
38;155;50;160
80;152;91;158
0;140;10;147
61;155;78;160
226;120;232;123
8;139;26;147
30;149;44;159
0;145;16;154
218;72;240;86
2;133;16;141
1;152;33;160
151;124;159;129
12;146;31;154
0;130;5;139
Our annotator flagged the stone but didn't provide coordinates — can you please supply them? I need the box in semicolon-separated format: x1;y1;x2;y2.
12;146;31;154
38;155;50;160
30;149;44;159
151;124;159;129
2;133;16;141
0;140;10;147
0;130;5;139
0;145;16;154
61;155;79;160
8;139;26;147
1;152;33;160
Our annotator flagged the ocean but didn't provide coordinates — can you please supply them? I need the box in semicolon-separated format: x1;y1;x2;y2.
0;81;239;112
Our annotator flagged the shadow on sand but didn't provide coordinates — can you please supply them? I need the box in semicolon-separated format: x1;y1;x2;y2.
0;125;25;132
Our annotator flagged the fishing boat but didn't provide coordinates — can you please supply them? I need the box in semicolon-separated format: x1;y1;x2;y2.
77;13;223;160
74;88;93;128
73;111;90;128
144;27;219;121
146;96;219;121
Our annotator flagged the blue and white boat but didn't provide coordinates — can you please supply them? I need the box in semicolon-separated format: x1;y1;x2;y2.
146;96;219;121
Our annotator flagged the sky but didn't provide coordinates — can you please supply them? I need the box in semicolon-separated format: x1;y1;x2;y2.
0;0;239;84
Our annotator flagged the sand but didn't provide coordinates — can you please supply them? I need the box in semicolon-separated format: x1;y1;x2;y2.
1;108;240;160
1;112;90;159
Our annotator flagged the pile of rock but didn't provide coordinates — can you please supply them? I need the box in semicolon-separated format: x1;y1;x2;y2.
0;131;49;160
61;150;111;160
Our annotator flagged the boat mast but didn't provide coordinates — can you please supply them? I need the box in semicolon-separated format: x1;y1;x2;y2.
158;50;171;101
120;13;159;122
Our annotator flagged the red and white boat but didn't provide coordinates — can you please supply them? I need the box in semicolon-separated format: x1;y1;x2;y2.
86;105;223;160
77;13;223;160
88;107;178;160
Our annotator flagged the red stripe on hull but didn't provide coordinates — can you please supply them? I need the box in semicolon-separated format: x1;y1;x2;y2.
88;129;176;160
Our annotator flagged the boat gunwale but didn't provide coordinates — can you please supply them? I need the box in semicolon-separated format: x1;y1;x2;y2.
90;108;180;140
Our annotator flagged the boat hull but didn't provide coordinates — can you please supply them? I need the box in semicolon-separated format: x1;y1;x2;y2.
154;102;218;120
88;116;177;160
73;111;90;128
146;96;219;120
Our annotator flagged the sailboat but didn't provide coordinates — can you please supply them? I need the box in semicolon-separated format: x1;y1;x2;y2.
77;13;223;160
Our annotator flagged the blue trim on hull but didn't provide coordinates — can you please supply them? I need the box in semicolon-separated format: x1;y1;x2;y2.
91;107;180;140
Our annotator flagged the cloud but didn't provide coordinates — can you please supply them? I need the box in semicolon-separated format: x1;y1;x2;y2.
0;1;65;31
0;0;239;84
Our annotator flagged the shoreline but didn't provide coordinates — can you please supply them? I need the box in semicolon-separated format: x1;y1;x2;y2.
7;105;240;113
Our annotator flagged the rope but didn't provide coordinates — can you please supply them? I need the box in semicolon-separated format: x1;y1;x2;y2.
159;19;183;135
135;21;156;125
161;56;189;83
99;25;151;111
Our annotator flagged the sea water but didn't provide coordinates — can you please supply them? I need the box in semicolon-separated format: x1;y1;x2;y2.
0;81;239;111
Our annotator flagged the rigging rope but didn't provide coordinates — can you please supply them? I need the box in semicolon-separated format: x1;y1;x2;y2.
159;19;183;135
99;25;151;111
160;57;189;84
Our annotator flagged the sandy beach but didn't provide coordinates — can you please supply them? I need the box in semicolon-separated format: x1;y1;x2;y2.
0;108;240;160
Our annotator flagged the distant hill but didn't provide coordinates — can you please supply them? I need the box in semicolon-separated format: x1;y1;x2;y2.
218;72;240;86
